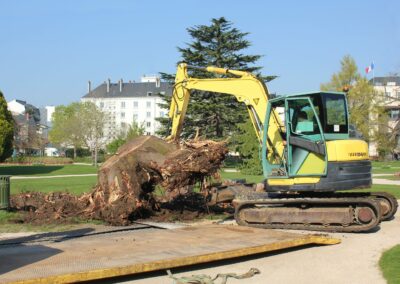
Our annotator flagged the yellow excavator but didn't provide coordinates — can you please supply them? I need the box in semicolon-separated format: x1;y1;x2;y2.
167;63;398;232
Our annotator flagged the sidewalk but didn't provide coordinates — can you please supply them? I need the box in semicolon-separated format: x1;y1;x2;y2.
373;178;400;185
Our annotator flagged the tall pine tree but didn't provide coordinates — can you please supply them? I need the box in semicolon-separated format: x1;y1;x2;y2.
157;17;274;140
0;91;14;162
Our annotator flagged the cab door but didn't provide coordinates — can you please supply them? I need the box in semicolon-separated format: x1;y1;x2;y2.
285;97;327;177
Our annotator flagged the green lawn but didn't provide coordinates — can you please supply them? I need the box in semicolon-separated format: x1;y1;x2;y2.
377;175;400;181
220;170;400;198
372;161;400;174
0;164;98;176
379;245;400;284
372;160;400;168
354;185;400;199
0;210;101;232
372;168;400;174
11;176;98;195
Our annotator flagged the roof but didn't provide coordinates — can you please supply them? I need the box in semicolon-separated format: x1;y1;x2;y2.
82;82;172;99
370;76;400;86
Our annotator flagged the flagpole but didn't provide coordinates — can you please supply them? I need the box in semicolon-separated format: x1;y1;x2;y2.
372;65;375;85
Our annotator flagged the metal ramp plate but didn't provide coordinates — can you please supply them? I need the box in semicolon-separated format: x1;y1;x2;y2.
0;224;340;283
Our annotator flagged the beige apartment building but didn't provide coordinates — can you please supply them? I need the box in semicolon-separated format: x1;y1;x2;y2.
369;76;400;158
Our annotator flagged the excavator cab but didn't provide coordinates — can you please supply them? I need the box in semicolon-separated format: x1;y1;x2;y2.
263;92;374;192
263;92;349;179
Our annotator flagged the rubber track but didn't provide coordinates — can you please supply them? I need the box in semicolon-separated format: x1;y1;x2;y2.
289;192;398;221
242;191;398;221
369;192;398;221
235;197;382;233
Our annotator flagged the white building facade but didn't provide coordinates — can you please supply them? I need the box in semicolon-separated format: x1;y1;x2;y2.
81;76;172;144
369;76;400;157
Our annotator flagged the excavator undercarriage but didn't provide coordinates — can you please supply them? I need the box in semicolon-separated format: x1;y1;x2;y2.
230;189;398;233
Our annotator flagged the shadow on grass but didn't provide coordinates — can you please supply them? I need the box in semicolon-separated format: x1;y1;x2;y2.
0;165;64;176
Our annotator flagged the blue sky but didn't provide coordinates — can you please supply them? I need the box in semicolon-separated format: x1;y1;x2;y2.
1;0;399;106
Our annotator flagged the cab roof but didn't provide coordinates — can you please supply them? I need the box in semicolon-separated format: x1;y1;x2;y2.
270;91;346;103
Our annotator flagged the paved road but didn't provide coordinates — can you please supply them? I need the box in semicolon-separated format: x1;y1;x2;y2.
123;209;400;284
373;178;400;185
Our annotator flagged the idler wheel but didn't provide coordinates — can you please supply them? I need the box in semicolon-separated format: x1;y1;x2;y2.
378;199;391;216
356;207;374;224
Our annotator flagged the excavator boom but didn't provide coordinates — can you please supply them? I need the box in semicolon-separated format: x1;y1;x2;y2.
167;63;280;145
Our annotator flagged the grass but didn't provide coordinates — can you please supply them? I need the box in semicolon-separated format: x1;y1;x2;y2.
353;184;400;199
220;170;400;198
372;160;400;167
372;168;400;174
372;160;400;174
0;164;98;176
11;176;98;195
379;245;400;284
377;175;400;180
0;210;103;233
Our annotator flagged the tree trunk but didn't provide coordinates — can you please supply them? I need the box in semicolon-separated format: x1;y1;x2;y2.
73;146;77;160
94;145;98;167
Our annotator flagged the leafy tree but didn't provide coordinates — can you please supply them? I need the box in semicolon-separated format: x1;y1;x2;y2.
49;103;84;159
106;121;145;154
0;91;14;161
320;55;387;150
126;120;145;140
106;137;126;155
49;102;106;165
157;17;274;140
80;102;106;167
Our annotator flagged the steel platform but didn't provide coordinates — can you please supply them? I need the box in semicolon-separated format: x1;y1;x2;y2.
0;224;340;283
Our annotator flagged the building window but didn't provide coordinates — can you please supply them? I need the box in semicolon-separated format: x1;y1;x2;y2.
121;112;125;119
146;111;151;118
146;121;151;127
121;101;125;108
146;132;151;135
385;92;391;101
147;92;152;97
133;101;138;108
159;111;165;117
390;110;400;120
133;114;138;121
146;101;151;108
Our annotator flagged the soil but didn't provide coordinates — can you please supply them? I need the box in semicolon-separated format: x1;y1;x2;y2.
9;136;229;226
